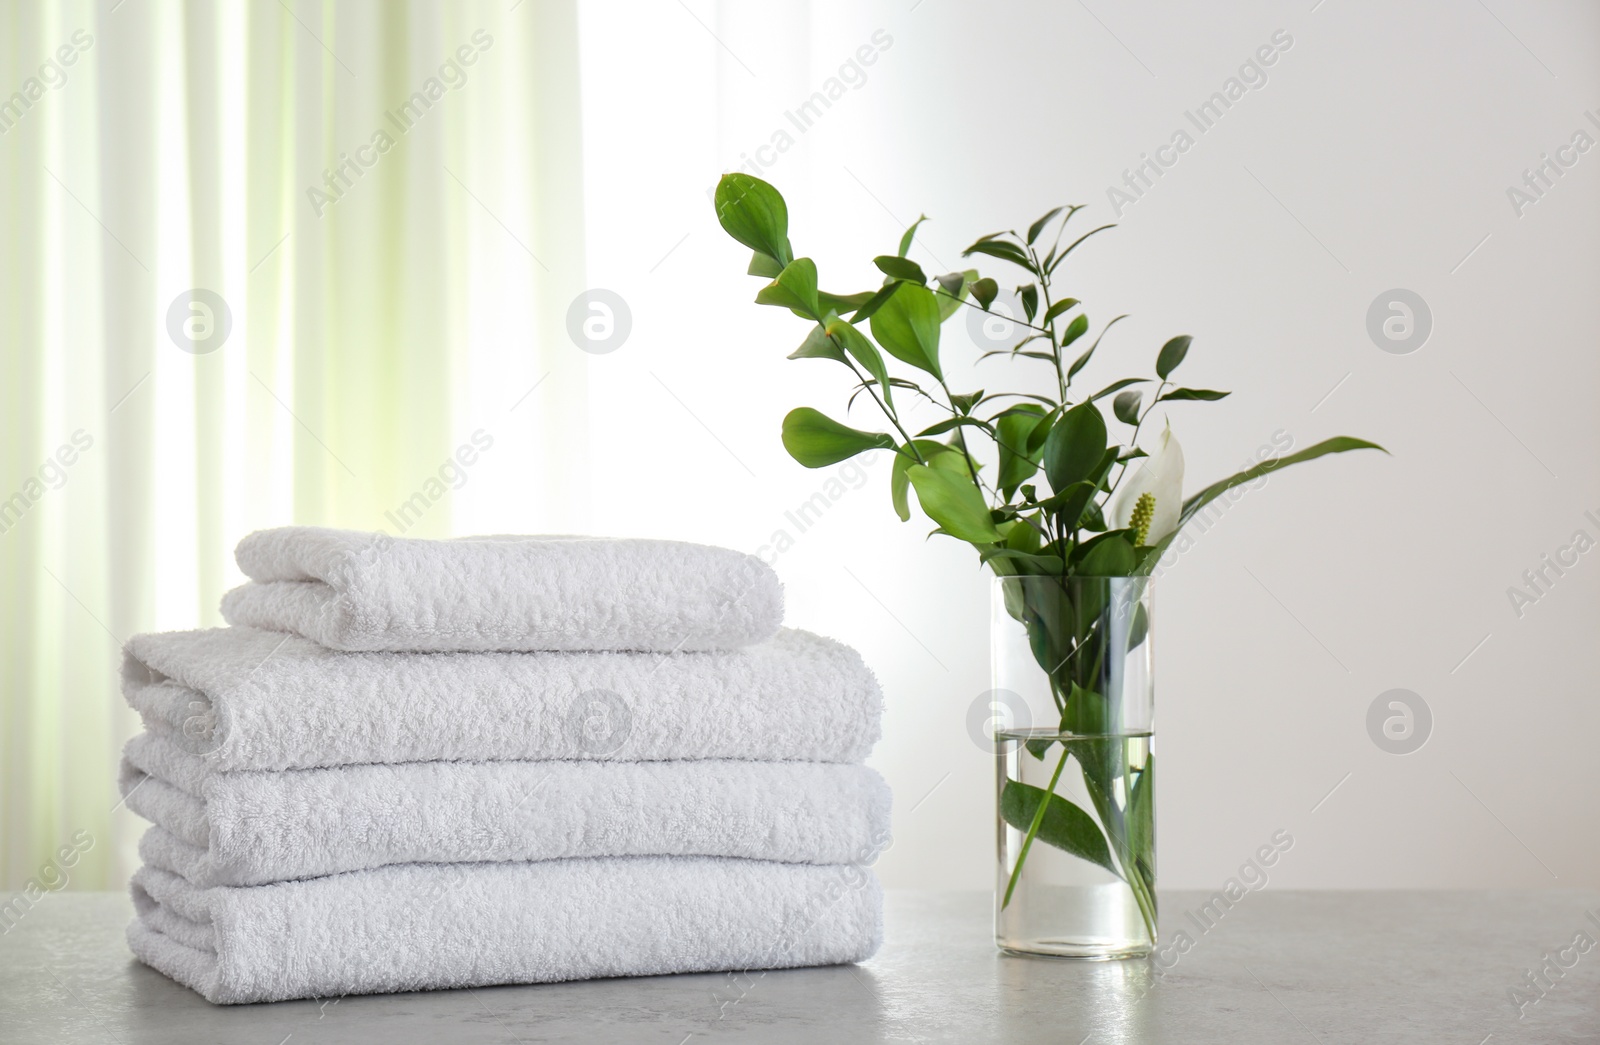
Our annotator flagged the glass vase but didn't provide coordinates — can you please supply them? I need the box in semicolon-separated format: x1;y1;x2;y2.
991;575;1156;960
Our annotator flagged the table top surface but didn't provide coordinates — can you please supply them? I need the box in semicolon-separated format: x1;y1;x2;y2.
2;889;1597;1043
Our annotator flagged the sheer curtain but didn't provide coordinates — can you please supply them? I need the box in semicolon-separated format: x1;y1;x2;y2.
0;0;588;890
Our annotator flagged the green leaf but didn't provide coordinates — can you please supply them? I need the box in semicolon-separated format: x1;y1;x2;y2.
981;391;1058;410
971;278;999;310
850;375;927;412
1112;390;1141;426
1041;207;1088;269
979;547;1066;575
817;289;874;313
1158;387;1231;402
996;405;1046;497
1156;335;1192;380
789;325;845;362
1128;755;1155;881
1026;206;1065;245
891;440;947;521
1025;410;1056;454
1090;377;1148;401
849;283;899;323
755;258;821;319
898;215;928;258
962;238;1034;270
1019;285;1039;322
1047;223;1116;274
1127;600;1150;650
1062;684;1111;737
1075;533;1137;576
934;269;978;323
1080;500;1107;531
1000;780;1120;877
1040;462;1111;541
869;282;944;380
1058;313;1089;349
949;389;984;415
1169;437;1388;534
1014;576;1076;677
997;516;1043;552
1037;479;1099;531
928;446;974;478
1043;401;1107;494
714;173;791;268
1042;297;1080;326
874;254;927;284
1066;314;1128;381
915;415;993;438
747;251;784;278
824;317;893;410
906;464;1001;543
781;407;895;468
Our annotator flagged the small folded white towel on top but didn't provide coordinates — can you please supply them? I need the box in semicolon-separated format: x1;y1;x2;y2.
219;526;784;652
122;625;881;771
120;731;892;887
129;857;883;1004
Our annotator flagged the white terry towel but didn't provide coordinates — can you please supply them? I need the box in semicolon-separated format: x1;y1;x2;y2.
219;526;784;652
122;625;881;770
128;857;883;1004
120;730;893;887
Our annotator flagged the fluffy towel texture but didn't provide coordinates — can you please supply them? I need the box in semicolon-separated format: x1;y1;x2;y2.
129;858;883;1004
120;730;893;887
219;526;783;652
122;625;881;770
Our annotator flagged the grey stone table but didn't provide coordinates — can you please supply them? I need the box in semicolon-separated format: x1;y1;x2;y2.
3;889;1597;1043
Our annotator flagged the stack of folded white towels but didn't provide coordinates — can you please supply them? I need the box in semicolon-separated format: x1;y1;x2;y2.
119;526;889;1004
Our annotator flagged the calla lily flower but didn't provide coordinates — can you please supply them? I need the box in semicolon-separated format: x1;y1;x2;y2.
1112;423;1184;546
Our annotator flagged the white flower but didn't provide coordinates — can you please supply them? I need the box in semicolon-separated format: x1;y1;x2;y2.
1111;423;1184;545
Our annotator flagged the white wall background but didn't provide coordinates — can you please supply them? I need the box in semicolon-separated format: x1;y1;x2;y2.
565;0;1600;891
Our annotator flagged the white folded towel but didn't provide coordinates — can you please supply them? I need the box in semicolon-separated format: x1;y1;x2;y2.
122;625;880;770
128;857;883;1004
219;526;783;652
120;731;893;887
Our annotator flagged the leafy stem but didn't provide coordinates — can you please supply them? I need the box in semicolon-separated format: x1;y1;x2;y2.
834;341;925;465
1030;244;1069;403
942;288;1053;338
1001;743;1071;909
713;171;1387;935
1107;378;1167;500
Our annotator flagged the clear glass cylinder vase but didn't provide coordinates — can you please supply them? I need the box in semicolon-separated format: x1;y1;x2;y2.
991;575;1156;960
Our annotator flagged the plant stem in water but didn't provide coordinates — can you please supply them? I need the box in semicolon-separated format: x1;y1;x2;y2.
1001;744;1071;909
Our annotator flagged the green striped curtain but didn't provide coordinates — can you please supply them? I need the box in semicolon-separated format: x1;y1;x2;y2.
0;0;588;891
